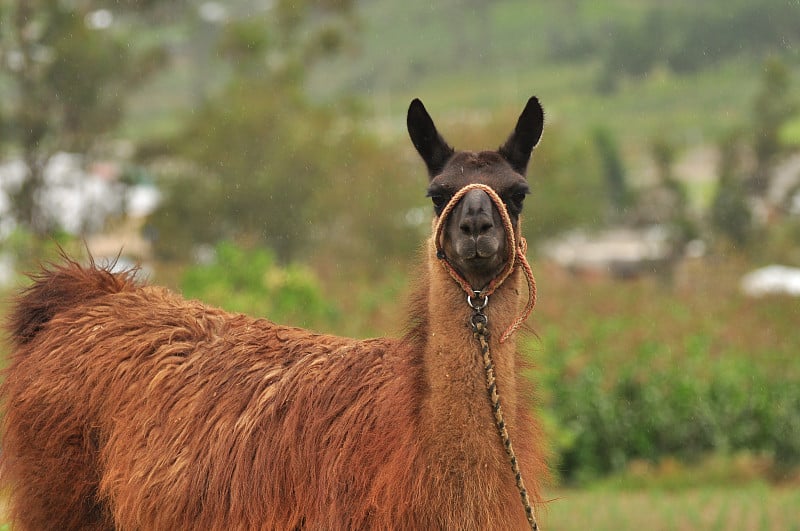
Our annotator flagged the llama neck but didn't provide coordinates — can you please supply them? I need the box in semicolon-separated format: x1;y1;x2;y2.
416;236;525;469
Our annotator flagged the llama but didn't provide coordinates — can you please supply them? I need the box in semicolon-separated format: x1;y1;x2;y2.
1;96;548;530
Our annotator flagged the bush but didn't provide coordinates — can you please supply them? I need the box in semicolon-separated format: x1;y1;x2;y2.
525;266;800;486
180;241;339;331
543;351;800;484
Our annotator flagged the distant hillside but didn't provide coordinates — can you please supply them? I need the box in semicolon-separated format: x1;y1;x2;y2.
309;0;800;150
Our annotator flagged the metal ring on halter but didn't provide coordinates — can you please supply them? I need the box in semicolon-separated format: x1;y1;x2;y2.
467;292;489;310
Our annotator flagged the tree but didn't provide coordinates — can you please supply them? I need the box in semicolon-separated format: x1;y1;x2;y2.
0;0;170;235
521;124;606;242
649;135;694;241
149;76;422;267
592;127;633;223
149;1;419;265
750;58;797;196
711;132;752;247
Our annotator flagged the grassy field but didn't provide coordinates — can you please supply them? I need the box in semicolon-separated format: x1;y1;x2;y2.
543;485;800;530
0;486;796;530
530;258;800;382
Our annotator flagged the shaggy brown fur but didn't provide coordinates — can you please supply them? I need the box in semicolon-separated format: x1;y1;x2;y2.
1;99;548;530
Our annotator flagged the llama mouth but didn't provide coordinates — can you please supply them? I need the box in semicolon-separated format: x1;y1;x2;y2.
454;237;502;260
445;234;507;288
453;245;503;267
450;254;507;290
464;255;503;268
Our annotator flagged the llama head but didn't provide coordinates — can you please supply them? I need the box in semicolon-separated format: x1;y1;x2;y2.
407;96;544;290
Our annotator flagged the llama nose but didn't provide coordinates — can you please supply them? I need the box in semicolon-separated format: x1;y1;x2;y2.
459;190;495;237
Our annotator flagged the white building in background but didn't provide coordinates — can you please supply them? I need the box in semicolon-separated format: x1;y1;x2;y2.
0;153;160;284
0;153;160;234
740;265;800;297
541;226;676;279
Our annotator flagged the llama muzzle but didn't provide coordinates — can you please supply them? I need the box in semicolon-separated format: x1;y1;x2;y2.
434;183;537;343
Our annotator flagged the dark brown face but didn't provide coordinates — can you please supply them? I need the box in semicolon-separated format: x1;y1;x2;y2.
407;95;544;290
427;152;530;289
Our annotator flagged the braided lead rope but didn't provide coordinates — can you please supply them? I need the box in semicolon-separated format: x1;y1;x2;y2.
472;313;538;530
433;183;536;341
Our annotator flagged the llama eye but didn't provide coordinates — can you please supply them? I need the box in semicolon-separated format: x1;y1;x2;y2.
430;195;447;208
506;192;527;211
503;188;529;216
428;193;452;215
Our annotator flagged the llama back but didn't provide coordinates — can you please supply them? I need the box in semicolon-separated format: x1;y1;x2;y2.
7;256;139;349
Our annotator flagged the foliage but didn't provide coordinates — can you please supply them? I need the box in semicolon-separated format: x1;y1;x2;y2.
595;2;800;91
548;357;800;484
592;127;633;223
148;78;331;262
0;227;79;276
0;0;170;234
754;216;800;266
750;58;798;195
529;263;800;486
180;241;339;330
314;0;800;107
524;125;606;242
640;135;697;245
147;87;423;266
710;133;753;247
705;57;799;253
147;3;423;267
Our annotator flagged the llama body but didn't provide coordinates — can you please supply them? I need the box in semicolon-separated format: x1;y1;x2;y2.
1;98;548;530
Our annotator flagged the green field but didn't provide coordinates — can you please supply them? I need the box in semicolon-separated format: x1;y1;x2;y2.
544;485;800;530
1;486;797;530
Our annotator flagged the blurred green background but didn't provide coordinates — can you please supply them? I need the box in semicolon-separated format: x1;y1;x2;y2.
1;1;800;529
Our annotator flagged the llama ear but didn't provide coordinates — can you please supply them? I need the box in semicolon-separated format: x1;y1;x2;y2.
498;96;544;176
407;99;455;178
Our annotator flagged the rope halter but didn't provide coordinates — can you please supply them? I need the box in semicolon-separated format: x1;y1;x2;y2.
433;183;537;342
